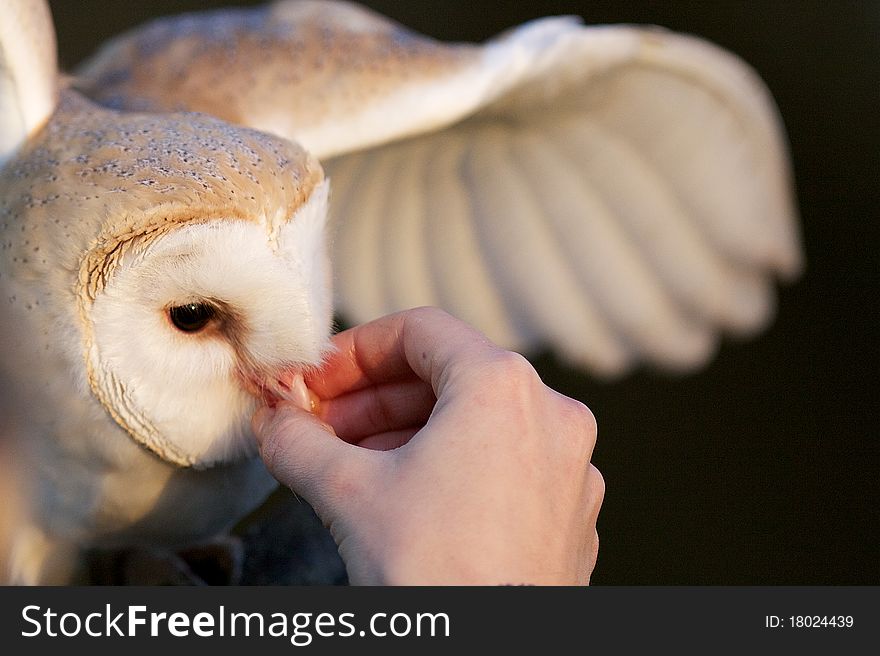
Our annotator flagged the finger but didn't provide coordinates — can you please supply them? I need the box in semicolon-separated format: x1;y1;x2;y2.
306;314;416;399
319;379;436;443
305;307;497;399
252;403;370;512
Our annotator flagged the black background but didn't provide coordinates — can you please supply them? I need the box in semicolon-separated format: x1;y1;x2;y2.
46;0;879;585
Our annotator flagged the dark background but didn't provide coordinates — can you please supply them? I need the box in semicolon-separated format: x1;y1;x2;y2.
47;0;878;585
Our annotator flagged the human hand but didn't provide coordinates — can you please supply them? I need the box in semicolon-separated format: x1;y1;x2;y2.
253;308;604;585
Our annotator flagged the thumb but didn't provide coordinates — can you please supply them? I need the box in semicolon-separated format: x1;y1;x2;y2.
252;402;363;513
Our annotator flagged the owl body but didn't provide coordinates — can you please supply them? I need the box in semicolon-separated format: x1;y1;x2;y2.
1;0;803;583
0;89;333;582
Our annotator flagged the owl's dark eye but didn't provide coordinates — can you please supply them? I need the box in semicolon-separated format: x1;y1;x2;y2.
168;303;215;333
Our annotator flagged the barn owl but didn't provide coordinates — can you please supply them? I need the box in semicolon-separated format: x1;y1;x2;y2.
0;0;801;583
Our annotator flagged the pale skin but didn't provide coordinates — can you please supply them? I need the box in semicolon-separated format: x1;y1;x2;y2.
252;307;604;585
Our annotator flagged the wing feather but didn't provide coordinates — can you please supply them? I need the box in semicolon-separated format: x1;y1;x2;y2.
639;32;802;276
468;123;640;371
545;114;774;334
508;126;715;369
378;138;439;313
329;148;389;323
422;130;529;352
584;67;777;271
0;0;57;164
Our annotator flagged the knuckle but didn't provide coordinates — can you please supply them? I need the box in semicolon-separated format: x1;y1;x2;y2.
466;350;543;411
484;350;540;387
564;398;598;440
589;464;606;501
552;394;598;457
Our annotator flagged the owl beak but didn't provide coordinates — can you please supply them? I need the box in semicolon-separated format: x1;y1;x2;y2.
240;367;317;413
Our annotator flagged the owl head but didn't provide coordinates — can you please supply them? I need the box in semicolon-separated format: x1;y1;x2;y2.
1;90;334;468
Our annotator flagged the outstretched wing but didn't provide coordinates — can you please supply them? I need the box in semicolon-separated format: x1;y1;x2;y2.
77;0;802;375
0;0;57;165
